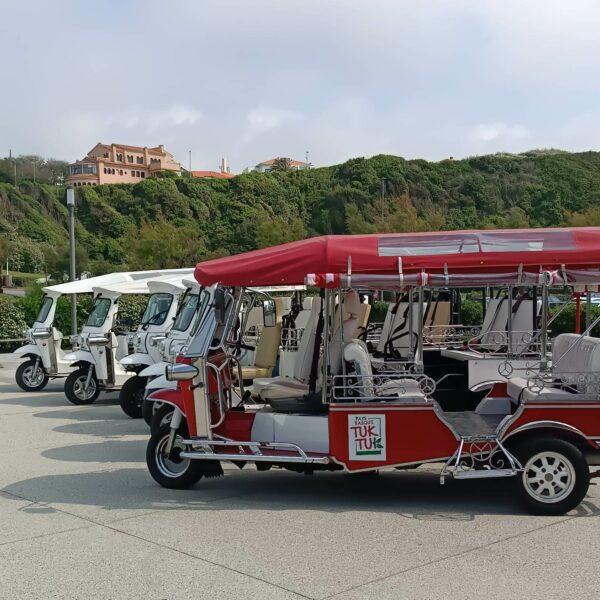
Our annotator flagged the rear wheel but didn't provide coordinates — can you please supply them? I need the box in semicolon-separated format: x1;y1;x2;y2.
16;360;49;392
146;423;205;489
513;437;589;516
65;367;100;405
119;376;146;419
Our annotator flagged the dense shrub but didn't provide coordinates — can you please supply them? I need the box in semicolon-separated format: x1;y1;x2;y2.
0;296;27;351
461;298;484;326
549;303;600;337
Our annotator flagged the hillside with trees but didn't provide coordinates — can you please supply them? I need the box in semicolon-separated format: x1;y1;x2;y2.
2;149;600;279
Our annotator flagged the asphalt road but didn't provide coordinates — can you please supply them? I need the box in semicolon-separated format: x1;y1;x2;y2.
1;353;599;600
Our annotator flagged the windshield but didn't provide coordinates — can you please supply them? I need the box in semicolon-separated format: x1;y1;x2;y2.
36;296;54;323
172;293;199;332
141;293;173;327
86;297;112;327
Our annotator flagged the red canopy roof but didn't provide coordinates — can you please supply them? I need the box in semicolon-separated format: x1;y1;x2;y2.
194;228;600;287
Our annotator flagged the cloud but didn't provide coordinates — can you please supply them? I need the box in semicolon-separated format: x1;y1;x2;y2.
242;106;303;143
105;105;202;134
3;1;600;169
471;122;529;143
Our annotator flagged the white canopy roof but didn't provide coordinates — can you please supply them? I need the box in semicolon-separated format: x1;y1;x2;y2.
43;269;193;297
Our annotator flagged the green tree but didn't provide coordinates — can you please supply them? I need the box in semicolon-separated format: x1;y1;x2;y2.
270;157;293;172
123;218;206;269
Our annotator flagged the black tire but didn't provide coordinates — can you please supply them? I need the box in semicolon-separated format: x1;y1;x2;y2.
64;367;100;405
150;403;174;436
15;360;49;392
142;398;155;426
512;437;590;516
146;422;204;489
119;376;146;419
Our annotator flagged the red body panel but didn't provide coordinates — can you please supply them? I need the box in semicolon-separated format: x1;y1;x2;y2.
214;411;255;442
504;404;600;444
328;404;458;471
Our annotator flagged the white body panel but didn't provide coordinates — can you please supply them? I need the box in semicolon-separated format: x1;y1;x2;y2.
251;412;329;454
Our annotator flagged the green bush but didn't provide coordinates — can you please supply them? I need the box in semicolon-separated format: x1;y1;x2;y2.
117;295;149;330
549;303;600;337
0;296;27;351
461;298;484;326
370;301;389;323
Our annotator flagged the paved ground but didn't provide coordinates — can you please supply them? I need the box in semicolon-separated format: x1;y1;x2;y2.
1;353;599;599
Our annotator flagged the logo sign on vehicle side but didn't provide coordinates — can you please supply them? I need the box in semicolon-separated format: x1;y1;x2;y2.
348;414;386;461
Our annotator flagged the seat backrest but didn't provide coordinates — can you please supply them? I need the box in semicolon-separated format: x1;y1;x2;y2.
294;307;312;331
387;302;427;356
509;299;535;354
480;298;509;348
343;339;374;398
245;306;263;330
552;334;600;390
376;303;398;353
254;298;283;369
329;291;362;376
427;301;451;327
292;297;323;382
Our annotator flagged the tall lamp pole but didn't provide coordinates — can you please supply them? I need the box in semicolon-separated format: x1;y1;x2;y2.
66;187;77;334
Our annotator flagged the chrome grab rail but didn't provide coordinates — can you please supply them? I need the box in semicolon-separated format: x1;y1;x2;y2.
179;438;329;464
331;372;436;403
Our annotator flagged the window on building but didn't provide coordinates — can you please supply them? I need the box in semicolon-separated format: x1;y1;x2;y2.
103;152;109;158
116;153;123;161
141;172;145;178
137;156;144;164
119;169;123;176
127;155;133;163
103;168;107;174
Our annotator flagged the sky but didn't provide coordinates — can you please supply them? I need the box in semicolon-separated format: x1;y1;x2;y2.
2;0;600;172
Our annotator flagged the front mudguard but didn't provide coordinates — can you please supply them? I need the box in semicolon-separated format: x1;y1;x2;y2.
120;353;153;369
139;362;168;378
147;387;186;417
13;344;40;358
145;374;176;392
63;350;95;367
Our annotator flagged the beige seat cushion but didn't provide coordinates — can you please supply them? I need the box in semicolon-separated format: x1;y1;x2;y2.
241;366;273;380
507;376;592;403
260;380;309;400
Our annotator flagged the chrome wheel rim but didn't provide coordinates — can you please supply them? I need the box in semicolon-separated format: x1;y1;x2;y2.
73;376;97;401
523;451;576;504
23;365;44;387
155;433;190;478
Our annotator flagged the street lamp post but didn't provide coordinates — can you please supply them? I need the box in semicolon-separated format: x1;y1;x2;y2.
66;187;77;335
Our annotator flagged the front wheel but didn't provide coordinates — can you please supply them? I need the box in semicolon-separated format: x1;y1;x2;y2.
513;437;590;516
119;376;146;419
65;367;100;405
146;424;205;489
16;360;49;392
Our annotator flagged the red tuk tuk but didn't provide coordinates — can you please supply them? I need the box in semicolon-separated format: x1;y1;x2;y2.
146;227;600;515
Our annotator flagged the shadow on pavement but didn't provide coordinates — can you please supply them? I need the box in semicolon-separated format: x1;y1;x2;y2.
3;461;600;518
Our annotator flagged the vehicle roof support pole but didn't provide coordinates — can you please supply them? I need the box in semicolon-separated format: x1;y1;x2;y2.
506;285;513;357
415;285;424;372
586;288;592;332
407;286;414;362
540;275;549;370
321;288;330;405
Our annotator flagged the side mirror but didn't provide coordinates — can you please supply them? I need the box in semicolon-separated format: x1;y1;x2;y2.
263;299;277;327
214;288;226;324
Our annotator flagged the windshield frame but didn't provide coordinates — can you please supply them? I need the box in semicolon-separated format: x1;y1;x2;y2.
86;297;112;328
172;293;200;332
35;296;54;324
141;293;173;328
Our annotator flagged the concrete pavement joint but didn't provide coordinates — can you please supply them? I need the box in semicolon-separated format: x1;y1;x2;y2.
1;483;315;599
321;514;576;599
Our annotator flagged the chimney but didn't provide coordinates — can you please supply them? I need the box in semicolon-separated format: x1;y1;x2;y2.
220;158;228;174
